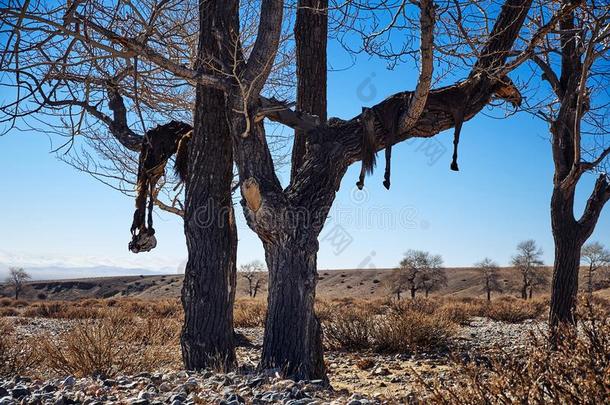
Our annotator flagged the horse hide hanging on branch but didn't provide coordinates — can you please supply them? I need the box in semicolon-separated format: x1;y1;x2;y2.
129;120;193;253
356;93;406;190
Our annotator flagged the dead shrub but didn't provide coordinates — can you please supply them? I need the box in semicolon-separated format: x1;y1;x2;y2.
324;307;374;350
22;302;102;319
234;298;267;327
415;301;610;403
323;301;457;353
371;308;457;353
0;307;19;317
437;300;484;325
36;311;180;378
0;298;13;307
0;298;28;308
485;297;546;323
0;319;38;377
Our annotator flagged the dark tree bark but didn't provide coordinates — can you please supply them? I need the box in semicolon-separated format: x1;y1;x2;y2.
549;188;581;327
180;0;238;371
291;0;328;181
260;239;326;381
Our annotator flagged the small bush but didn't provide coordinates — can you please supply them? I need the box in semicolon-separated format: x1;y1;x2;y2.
323;301;457;353
36;311;180;378
324;308;373;350
0;298;13;307
371;308;457;353
0;319;38;377
0;307;19;317
234;298;267;327
437;300;485;325
485;297;546;323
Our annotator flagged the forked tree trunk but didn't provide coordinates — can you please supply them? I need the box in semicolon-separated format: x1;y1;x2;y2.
260;239;326;381
180;0;237;370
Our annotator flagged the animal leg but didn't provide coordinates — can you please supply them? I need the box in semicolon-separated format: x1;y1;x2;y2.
450;109;464;171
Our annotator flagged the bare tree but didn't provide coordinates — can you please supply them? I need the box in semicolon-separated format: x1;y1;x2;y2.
475;258;502;301
240;260;266;298
516;0;610;332
420;254;446;298
581;242;610;295
397;250;445;299
511;240;545;300
0;0;553;380
6;268;31;300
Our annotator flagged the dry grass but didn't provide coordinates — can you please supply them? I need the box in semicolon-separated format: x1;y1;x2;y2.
12;298;183;320
415;300;610;403
323;298;457;353
0;319;38;377
233;298;267;327
484;296;547;323
35;310;181;378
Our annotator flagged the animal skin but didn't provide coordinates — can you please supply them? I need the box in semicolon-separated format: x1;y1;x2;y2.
129;121;192;253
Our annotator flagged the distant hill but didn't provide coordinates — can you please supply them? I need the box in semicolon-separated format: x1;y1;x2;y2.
0;265;171;281
1;266;608;301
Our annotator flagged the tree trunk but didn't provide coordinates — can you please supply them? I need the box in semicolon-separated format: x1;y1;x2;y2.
425;289;429;298
549;186;583;331
411;287;416;299
528;287;533;299
549;231;581;329
487;289;491;301
291;0;327;181
181;84;237;371
260;239;326;382
180;0;238;370
587;265;594;295
521;275;528;300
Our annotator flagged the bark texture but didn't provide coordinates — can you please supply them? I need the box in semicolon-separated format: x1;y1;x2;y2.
260;240;326;381
180;0;238;371
291;0;328;181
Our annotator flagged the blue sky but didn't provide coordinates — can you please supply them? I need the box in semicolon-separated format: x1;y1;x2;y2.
1;43;609;275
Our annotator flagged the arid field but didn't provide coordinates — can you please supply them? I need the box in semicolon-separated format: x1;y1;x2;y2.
1;271;609;404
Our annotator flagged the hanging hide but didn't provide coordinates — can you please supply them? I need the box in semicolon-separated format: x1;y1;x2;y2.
356;94;404;190
450;76;522;171
129;120;193;253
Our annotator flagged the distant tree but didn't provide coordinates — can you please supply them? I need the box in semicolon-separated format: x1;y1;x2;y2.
475;258;503;301
395;250;445;299
527;270;549;300
511;240;545;300
420;255;446;298
581;242;610;295
6;267;31;300
240;261;266;298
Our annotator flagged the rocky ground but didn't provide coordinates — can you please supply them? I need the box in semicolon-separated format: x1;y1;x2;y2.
0;317;543;404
